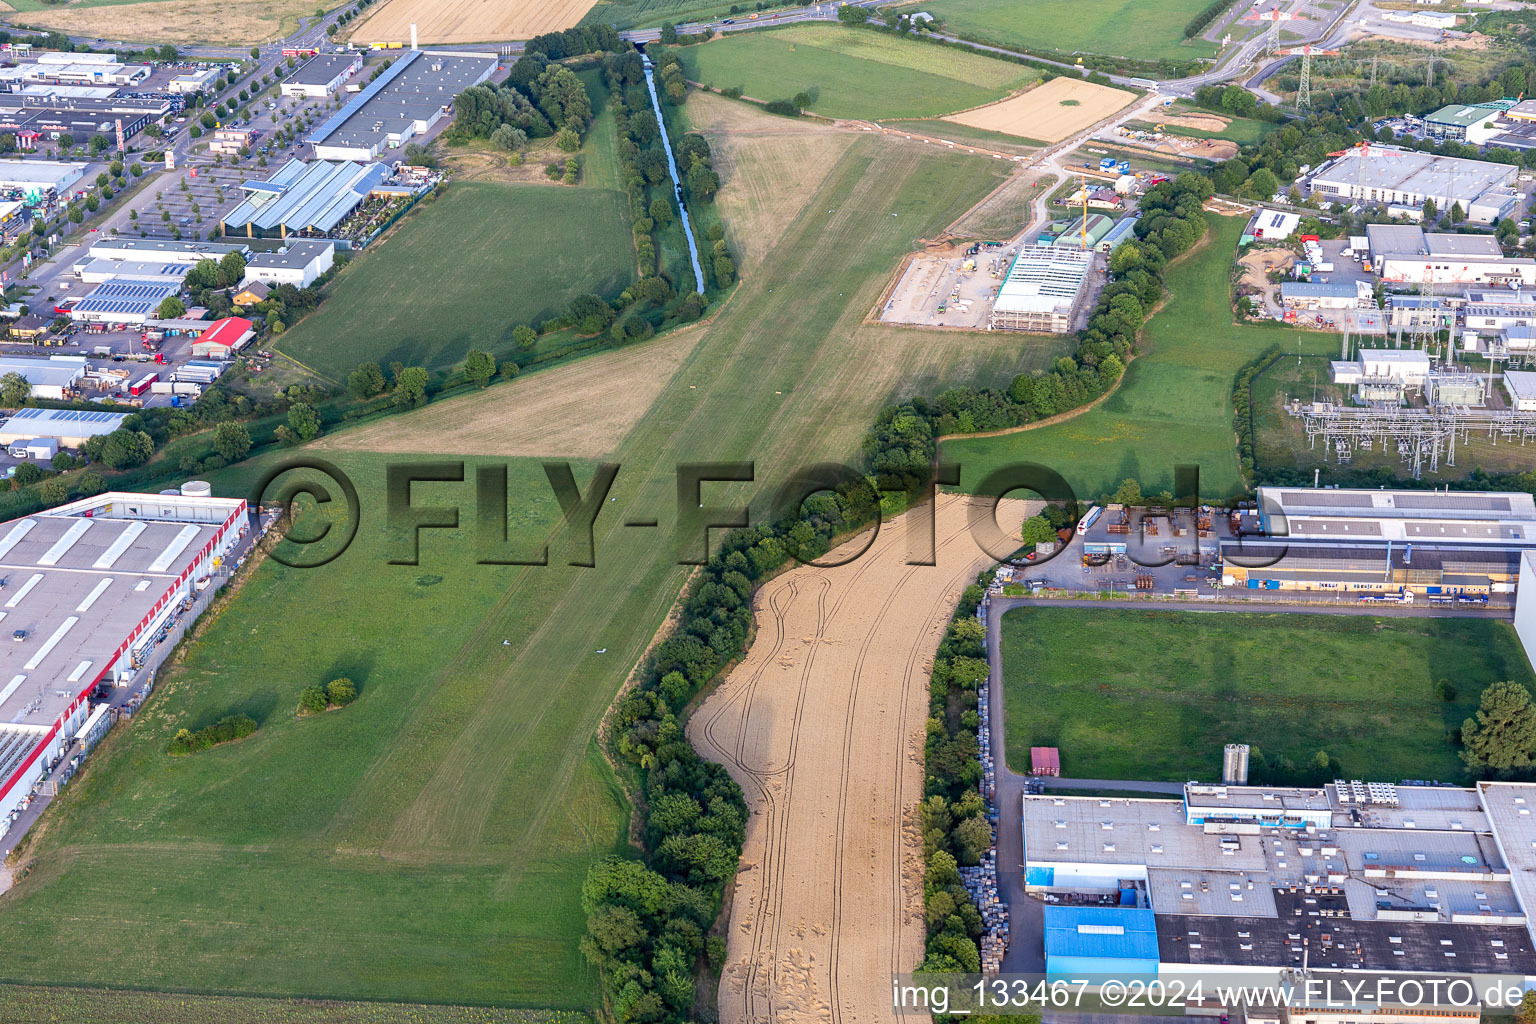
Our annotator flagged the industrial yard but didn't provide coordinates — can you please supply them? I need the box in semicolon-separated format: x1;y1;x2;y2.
2;0;1536;1019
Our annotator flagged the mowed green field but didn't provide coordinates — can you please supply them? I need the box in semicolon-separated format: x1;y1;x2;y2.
1000;607;1536;782
924;0;1219;61
677;25;1040;120
0;132;1044;1007
276;181;635;382
944;214;1336;501
0;455;629;1008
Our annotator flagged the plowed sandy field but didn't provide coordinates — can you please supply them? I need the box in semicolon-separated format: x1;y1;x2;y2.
945;77;1136;143
350;0;594;44
691;493;1026;1024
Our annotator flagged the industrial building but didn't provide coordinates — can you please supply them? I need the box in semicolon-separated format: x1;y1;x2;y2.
1504;370;1536;411
1422;101;1509;145
0;355;86;400
280;52;362;98
0;488;248;837
0;159;83;195
220;158;389;239
1217;486;1536;596
1329;348;1432;389
306;49;496;161
1365;224;1536;286
988;248;1094;333
1308;147;1519;223
0;407;128;448
167;68;221;94
0;94;169;145
80;238;248;267
1098;216;1139;253
189;316;255;359
1051;213;1114;251
1024;780;1536;982
240;240;335;289
67;278;182;324
74;259;189;287
1381;7;1457;27
1280;281;1370;311
1246;208;1300;241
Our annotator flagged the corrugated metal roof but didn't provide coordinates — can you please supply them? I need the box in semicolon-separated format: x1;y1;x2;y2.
1044;906;1159;961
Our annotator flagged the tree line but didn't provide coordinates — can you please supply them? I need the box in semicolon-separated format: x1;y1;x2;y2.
587;480;891;1022
918;582;998;976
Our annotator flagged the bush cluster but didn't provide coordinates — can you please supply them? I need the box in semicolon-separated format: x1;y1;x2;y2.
917;582;994;974
167;714;257;756
451;56;592;146
297;677;359;716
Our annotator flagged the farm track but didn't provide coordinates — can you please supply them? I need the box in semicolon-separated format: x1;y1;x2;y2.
691;494;1026;1023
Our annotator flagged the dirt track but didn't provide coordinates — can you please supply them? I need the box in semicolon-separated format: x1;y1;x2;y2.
691;493;1026;1024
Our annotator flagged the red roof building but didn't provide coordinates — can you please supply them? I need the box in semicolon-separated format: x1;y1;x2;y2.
1031;746;1060;776
190;316;254;358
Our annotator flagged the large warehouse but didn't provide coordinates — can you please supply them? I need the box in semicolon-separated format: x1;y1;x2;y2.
220;158;389;238
241;240;335;289
280;52;362;98
0;355;86;401
0;407;128;448
0;158;84;194
1366;224;1536;286
306;49;496;161
80;237;248;267
988;248;1094;333
1023;779;1536;982
1309;146;1519;223
1218;485;1536;596
68;278;182;324
0;489;248;836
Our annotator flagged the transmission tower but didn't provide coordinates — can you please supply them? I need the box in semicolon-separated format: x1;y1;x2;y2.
1277;46;1340;109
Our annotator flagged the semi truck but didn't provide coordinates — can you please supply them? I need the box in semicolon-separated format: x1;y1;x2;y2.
128;373;157;397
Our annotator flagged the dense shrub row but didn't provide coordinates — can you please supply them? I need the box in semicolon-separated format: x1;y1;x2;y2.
865;172;1215;497
1184;0;1240;38
167;714;257;756
586;486;881;1022
523;24;623;60
917;582;994;975
1230;345;1282;484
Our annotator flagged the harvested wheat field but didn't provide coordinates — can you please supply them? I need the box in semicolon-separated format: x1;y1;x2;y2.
946;77;1136;143
351;0;592;44
689;93;854;271
692;492;1027;1024
317;327;701;459
13;0;312;44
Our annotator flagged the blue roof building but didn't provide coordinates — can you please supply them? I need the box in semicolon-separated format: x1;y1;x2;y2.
1043;906;1159;978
